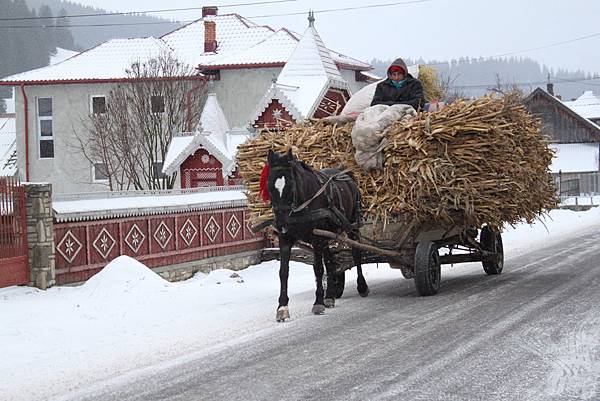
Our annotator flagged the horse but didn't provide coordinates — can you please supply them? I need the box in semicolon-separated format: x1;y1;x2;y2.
261;149;369;322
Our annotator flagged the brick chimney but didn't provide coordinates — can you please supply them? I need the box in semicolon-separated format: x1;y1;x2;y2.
202;6;218;17
204;20;217;53
547;82;554;96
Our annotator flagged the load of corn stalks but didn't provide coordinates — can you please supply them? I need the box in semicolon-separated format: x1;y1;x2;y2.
237;93;558;230
418;64;445;102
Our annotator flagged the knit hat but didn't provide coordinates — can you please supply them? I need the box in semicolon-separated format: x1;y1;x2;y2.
388;65;406;74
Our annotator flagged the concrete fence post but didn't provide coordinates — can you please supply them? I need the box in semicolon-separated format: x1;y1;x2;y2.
24;183;55;290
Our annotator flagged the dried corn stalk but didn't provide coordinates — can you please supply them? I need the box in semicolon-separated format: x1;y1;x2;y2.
237;94;558;230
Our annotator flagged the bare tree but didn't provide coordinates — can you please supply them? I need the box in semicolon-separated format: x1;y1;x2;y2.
488;73;524;97
76;53;208;190
438;71;469;103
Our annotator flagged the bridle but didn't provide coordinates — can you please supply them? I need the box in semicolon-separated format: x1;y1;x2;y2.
268;163;299;217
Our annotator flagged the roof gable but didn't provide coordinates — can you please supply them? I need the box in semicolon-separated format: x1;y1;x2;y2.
163;93;251;177
263;25;350;120
525;87;600;142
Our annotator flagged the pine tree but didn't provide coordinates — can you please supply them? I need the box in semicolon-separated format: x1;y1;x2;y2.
54;8;76;50
38;5;57;57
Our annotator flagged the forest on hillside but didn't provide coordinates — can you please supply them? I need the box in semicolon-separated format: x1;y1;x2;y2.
24;0;181;49
0;0;78;109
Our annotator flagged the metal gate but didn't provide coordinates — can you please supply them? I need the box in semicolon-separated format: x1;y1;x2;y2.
0;177;28;287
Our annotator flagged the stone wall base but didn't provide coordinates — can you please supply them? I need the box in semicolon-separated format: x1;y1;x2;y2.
153;250;263;282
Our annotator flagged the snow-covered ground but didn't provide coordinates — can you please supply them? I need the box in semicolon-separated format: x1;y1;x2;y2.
2;207;600;401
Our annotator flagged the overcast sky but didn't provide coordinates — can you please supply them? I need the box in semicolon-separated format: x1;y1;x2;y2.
72;0;600;73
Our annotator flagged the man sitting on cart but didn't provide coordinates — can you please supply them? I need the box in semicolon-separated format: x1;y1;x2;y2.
371;58;426;111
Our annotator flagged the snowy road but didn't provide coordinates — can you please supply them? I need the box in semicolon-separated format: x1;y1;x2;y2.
55;228;600;401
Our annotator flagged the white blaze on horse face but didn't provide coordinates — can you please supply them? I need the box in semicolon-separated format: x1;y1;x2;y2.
274;176;286;198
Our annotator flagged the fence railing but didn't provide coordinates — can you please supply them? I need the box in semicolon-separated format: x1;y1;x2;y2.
0;177;27;259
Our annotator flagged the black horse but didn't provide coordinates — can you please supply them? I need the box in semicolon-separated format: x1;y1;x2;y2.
262;149;369;322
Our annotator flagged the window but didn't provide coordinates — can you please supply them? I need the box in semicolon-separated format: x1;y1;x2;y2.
93;162;109;181
37;97;54;158
91;96;107;114
151;95;165;113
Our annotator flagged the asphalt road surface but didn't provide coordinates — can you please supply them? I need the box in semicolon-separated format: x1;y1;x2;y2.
57;230;600;401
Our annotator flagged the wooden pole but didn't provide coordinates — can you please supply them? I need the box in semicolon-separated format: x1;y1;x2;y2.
312;228;406;258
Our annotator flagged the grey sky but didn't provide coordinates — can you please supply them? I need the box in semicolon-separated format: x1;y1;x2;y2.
72;0;600;73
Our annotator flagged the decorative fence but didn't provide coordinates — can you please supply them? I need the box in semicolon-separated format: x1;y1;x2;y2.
52;187;264;285
0;177;28;287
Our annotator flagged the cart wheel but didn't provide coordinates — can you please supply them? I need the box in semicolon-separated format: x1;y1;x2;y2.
480;226;504;275
414;241;441;296
323;271;345;299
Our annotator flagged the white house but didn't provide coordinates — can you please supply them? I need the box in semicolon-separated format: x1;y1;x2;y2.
0;7;374;194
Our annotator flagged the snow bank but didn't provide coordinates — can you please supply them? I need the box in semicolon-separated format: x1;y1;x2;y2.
80;255;171;297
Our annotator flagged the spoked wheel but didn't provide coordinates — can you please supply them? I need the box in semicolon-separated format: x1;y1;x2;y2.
414;241;441;296
480;226;504;275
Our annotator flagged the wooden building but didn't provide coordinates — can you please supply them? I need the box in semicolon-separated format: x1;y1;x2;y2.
525;87;600;195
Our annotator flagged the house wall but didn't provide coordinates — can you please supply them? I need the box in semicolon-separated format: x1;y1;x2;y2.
15;83;118;194
214;67;281;128
340;69;369;95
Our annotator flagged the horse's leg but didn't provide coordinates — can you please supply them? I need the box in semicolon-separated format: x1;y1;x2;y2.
323;246;336;308
350;230;369;297
276;235;292;322
311;242;326;315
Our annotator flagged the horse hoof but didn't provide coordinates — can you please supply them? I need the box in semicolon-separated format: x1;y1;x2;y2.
359;287;370;297
324;298;335;308
276;306;290;322
312;304;326;315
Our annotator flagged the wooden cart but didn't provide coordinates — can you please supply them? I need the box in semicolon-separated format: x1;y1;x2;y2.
312;215;504;296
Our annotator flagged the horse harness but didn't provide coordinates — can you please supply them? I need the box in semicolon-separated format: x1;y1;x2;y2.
271;162;359;233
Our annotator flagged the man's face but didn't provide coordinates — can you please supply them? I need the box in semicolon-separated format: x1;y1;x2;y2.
389;70;405;81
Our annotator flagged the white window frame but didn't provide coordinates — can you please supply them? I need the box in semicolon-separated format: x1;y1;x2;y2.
92;161;109;182
37;97;54;159
90;95;107;115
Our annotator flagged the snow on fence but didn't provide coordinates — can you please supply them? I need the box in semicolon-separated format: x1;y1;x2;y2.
52;187;265;284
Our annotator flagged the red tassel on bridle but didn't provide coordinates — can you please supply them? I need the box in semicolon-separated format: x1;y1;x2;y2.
259;164;270;202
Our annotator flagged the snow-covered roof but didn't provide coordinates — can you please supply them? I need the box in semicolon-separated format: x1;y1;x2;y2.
331;51;371;70
563;91;600;120
162;14;275;68
163;93;252;177
51;47;79;65
53;187;247;222
0;117;16;176
2;38;173;83
1;13;370;85
549;143;599;173
249;24;350;123
203;29;297;68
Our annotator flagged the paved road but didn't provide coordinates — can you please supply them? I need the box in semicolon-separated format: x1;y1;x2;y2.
58;231;600;401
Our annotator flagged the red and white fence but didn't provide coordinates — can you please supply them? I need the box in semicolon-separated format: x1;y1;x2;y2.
0;177;29;287
52;187;264;284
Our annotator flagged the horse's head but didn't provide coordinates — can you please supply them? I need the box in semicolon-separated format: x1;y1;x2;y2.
266;149;297;234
